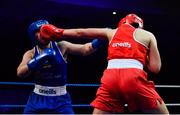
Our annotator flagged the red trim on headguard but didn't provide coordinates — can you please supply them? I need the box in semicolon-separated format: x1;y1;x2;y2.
118;14;143;28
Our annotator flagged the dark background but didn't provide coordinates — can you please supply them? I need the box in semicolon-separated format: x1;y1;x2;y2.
0;0;180;113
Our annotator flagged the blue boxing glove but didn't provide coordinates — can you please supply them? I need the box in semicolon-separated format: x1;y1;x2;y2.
91;39;106;49
27;48;56;71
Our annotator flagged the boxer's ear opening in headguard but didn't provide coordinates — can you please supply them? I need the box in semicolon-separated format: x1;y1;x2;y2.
28;20;49;46
118;13;143;28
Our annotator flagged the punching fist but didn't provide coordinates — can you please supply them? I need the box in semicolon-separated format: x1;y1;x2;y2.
40;24;64;41
27;48;56;71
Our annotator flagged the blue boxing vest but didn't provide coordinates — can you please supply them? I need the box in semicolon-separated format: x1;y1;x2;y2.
33;41;67;86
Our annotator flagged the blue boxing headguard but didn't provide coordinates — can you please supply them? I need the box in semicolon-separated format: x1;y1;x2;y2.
28;20;49;45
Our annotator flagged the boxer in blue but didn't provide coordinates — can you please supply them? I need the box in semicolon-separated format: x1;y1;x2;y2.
17;20;105;114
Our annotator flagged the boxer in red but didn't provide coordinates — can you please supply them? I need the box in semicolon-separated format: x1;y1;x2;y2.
40;14;169;114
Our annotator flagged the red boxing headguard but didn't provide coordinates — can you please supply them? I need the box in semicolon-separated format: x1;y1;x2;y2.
118;14;143;28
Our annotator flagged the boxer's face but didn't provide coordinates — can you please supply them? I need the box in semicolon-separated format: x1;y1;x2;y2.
35;32;49;45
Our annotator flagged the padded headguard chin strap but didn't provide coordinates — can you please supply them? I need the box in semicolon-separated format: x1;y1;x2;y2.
118;14;143;28
28;20;49;45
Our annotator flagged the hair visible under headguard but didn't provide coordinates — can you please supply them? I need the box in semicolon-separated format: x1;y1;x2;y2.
28;20;49;45
118;14;143;28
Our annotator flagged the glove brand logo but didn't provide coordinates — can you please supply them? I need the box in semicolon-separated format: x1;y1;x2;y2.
112;42;131;48
39;89;56;94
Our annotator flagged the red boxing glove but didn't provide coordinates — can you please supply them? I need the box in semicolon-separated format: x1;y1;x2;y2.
40;24;64;41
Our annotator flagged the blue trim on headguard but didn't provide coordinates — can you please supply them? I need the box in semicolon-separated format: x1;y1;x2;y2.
28;20;49;45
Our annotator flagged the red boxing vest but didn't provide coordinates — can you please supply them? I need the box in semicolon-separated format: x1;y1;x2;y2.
108;24;148;66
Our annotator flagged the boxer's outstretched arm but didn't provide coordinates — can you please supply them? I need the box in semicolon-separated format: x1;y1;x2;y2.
40;24;113;41
62;28;110;40
58;39;106;56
